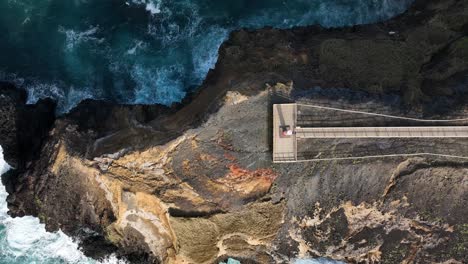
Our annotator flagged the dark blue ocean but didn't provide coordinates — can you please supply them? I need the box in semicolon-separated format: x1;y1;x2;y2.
0;0;412;263
0;0;413;112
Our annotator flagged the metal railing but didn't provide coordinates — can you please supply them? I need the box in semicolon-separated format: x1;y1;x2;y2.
273;152;297;162
271;92;468;163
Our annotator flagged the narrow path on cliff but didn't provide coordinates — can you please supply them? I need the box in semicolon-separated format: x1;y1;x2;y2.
273;102;468;163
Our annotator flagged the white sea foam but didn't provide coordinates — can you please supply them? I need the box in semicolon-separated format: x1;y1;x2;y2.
146;1;202;46
145;1;161;15
191;26;229;83
239;0;413;28
0;147;9;177
25;81;100;113
0;72;89;113
58;25;104;51
64;85;98;111
130;0;161;15
131;63;186;105
0;146;127;264
2;0;415;117
127;40;147;55
26;82;65;105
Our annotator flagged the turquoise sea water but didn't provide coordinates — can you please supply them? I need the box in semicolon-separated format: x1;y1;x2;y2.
0;145;345;264
0;146;128;264
0;0;413;112
0;1;412;262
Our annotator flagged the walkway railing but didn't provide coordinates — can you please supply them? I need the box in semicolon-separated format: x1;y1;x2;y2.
272;97;468;163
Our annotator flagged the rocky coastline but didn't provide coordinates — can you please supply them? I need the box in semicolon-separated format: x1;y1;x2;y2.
1;0;468;263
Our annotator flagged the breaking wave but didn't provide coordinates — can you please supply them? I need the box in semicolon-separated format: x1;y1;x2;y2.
0;0;414;113
0;0;415;262
0;146;127;264
1;144;343;263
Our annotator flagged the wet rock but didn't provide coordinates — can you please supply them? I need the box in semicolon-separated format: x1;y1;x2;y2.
1;0;468;263
0;82;56;169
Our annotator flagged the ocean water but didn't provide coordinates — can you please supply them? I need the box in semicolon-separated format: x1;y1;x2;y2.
0;147;346;264
0;146;128;264
0;0;413;112
0;145;342;264
0;149;344;264
0;1;413;262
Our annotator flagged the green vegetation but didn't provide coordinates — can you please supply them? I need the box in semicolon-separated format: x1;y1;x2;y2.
34;195;43;209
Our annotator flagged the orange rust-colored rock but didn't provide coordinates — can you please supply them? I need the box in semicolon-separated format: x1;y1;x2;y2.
216;164;278;196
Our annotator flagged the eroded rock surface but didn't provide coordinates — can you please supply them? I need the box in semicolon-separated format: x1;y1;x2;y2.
1;0;468;263
0;82;55;169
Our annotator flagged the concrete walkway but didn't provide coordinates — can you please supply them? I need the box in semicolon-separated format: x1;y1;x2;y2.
273;103;468;163
273;104;297;162
295;126;468;138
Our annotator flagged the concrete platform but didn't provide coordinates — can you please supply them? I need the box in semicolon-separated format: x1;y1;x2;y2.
272;103;468;163
272;104;297;162
296;126;468;138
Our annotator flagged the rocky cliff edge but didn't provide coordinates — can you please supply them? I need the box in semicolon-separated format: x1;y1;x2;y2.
1;0;468;263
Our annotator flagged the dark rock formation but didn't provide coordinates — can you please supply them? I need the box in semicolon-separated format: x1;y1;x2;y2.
1;0;467;263
0;82;56;169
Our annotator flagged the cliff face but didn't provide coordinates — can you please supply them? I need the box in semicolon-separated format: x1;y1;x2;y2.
0;82;55;169
1;0;468;263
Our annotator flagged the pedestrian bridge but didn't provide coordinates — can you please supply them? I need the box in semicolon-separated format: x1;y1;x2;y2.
273;104;468;163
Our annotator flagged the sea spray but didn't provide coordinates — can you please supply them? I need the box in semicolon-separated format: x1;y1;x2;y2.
0;0;414;113
0;147;346;263
0;146;127;264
